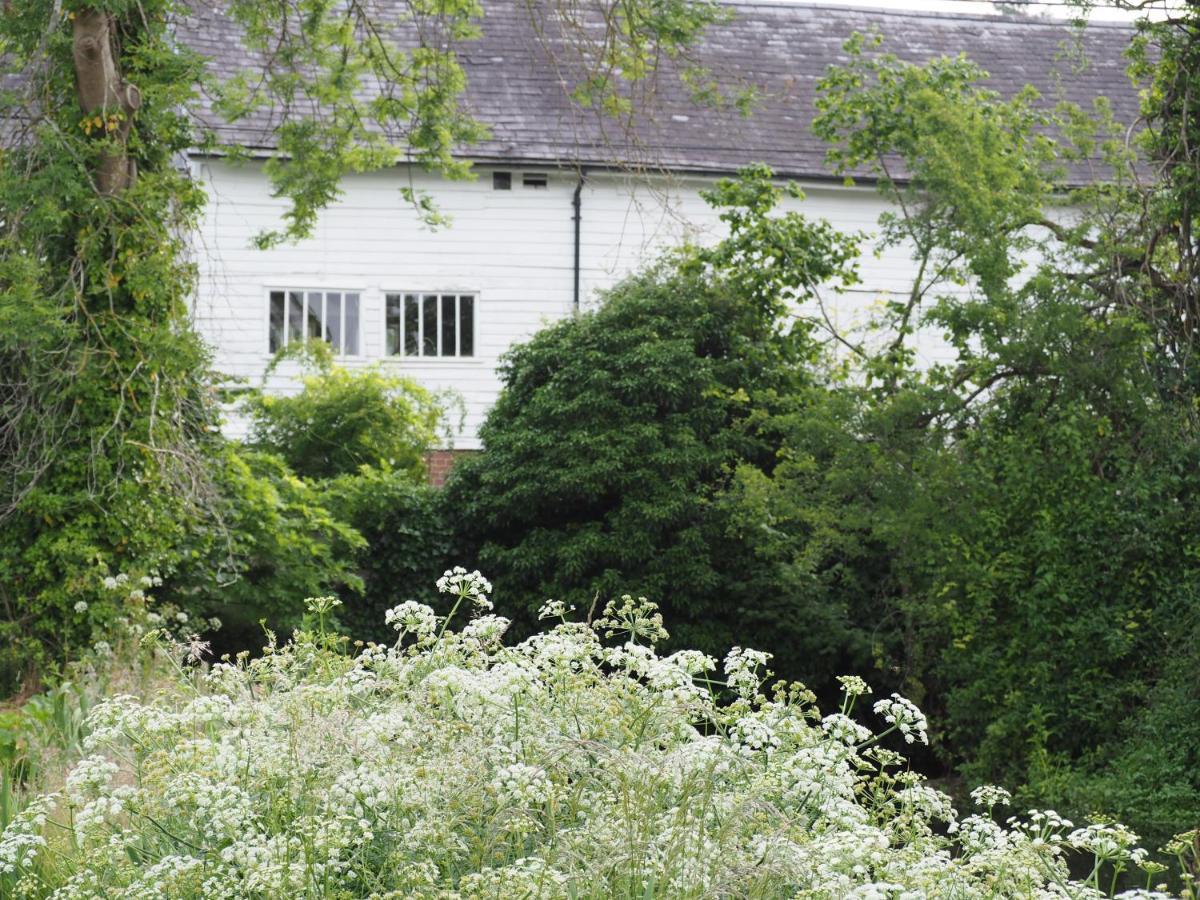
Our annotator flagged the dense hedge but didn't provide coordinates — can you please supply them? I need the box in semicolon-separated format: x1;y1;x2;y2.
447;269;788;654
243;355;452;481
447;169;859;659
316;468;454;643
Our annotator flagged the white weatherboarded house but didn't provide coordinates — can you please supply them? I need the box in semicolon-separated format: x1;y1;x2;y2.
180;2;1137;448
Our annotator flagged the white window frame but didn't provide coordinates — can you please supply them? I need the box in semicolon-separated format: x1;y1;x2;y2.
383;291;480;360
265;287;364;358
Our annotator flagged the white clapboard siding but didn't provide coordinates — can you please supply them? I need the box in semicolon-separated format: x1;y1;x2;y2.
191;159;962;448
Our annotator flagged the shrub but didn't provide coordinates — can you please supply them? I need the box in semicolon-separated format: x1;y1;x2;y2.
732;322;1200;844
446;269;780;653
2;574;1192;898
0;389;223;694
1035;624;1200;858
447;168;859;658
244;349;455;480
161;447;366;651
929;388;1200;809
0;472;197;694
315;467;455;642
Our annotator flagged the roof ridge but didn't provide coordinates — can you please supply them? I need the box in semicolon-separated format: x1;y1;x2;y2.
711;0;1133;29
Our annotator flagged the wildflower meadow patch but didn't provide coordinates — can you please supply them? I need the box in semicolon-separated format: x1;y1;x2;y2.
1;569;1195;898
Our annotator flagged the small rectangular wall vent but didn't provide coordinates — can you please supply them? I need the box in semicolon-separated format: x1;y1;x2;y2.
492;171;512;190
523;172;548;189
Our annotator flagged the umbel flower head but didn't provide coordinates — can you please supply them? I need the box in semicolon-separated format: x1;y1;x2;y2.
384;601;438;636
437;566;493;611
872;692;930;745
303;596;342;616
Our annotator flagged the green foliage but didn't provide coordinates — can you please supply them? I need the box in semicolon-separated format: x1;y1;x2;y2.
1044;620;1200;852
0;679;93;833
813;29;1063;390
0;0;217;693
1120;12;1200;390
243;353;454;480
745;20;1200;852
930;385;1199;782
163;448;365;647
232;356;457;644
315;468;454;643
215;0;488;244
723;383;953;698
448;169;858;656
1;0;725;696
448;270;768;652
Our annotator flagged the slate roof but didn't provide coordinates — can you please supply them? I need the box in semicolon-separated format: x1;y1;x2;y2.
178;0;1139;180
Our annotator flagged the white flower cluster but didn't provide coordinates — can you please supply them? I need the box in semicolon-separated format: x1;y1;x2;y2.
0;797;52;875
594;595;669;643
537;599;575;620
383;600;437;636
837;674;872;697
970;784;1013;810
0;573;1185;899
461;614;511;645
63;756;118;806
872;692;930;745
822;712;873;746
491;762;554;806
723;646;772;698
437;566;493;610
1068;823;1148;866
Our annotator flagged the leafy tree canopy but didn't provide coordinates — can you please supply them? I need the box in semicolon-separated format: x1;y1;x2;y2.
0;0;726;688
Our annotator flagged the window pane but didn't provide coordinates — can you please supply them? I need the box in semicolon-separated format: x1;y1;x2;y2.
385;294;402;356
307;291;324;342
422;294;438;356
343;293;360;356
269;291;285;353
287;291;304;344
441;295;457;357
326;292;342;353
404;294;419;356
459;295;474;357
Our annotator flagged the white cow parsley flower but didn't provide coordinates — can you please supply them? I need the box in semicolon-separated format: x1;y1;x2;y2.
970;785;1012;810
437;566;494;610
490;763;553;806
384;601;438;636
872;693;929;745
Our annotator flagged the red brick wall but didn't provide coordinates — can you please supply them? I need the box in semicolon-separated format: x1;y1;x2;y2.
425;449;477;487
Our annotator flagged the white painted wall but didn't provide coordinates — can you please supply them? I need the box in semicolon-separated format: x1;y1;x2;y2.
191;159;955;448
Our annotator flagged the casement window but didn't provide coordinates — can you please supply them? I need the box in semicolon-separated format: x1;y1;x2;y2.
268;290;361;356
385;293;475;358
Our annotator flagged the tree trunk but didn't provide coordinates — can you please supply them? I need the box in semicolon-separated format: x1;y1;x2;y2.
72;8;141;195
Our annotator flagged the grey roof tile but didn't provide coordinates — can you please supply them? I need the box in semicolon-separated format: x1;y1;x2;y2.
179;0;1138;180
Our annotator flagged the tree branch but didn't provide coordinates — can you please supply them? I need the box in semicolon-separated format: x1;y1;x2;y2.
72;8;141;195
